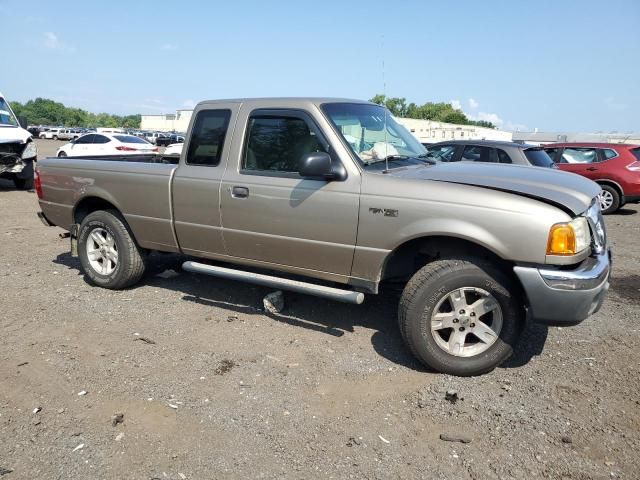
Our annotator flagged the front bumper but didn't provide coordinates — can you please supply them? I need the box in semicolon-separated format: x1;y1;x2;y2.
514;249;611;326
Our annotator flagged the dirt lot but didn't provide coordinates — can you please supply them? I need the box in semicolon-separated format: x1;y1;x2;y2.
1;140;639;479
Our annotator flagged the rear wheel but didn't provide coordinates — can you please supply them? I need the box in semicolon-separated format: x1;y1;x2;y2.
598;185;620;214
53;135;58;140
58;151;67;157
399;258;524;376
78;210;146;289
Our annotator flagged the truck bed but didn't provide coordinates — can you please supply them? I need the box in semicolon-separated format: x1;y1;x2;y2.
37;156;179;252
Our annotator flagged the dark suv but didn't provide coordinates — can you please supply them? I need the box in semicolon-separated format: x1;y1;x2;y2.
423;140;557;168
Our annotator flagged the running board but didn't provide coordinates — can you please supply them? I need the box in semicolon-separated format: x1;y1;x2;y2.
182;261;365;305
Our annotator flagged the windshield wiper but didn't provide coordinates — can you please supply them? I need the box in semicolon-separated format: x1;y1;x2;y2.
363;154;410;166
415;153;438;165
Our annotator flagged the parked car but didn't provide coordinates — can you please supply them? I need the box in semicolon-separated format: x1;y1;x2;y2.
163;143;183;156
543;143;640;214
39;127;63;140
423;140;557;168
58;128;83;141
56;133;158;157
144;132;168;145
36;97;610;377
0;90;37;189
156;133;185;147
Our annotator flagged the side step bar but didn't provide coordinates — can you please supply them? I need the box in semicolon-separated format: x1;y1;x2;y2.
182;261;365;305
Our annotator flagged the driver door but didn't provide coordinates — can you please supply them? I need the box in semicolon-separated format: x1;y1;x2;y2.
220;107;361;276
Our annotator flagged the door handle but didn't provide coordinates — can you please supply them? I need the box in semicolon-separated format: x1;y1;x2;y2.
231;186;249;198
586;167;597;171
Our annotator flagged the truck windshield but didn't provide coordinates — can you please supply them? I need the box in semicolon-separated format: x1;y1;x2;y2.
0;97;18;127
321;103;427;167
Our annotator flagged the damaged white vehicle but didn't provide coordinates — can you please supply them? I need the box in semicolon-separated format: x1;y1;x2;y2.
0;91;37;189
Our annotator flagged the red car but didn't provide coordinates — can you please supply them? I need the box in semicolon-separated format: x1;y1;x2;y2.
542;143;640;214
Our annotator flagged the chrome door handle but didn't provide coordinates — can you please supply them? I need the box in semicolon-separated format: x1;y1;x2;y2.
231;186;249;198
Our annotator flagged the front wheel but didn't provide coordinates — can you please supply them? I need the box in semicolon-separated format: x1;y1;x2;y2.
399;258;524;376
58;151;67;157
78;210;146;289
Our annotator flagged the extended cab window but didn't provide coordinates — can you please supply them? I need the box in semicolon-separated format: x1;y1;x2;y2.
242;114;326;173
186;109;231;166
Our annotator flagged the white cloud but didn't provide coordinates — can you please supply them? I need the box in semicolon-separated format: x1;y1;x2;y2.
468;97;479;109
182;99;196;108
43;32;59;49
42;31;76;53
161;43;177;51
450;99;462;111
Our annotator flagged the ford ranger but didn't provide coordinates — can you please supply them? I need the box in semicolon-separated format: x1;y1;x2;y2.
35;98;611;376
0;91;37;189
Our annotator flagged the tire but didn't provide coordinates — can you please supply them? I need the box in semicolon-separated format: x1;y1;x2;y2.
598;185;620;214
53;135;58;140
399;258;524;376
13;175;34;190
58;151;67;157
78;210;146;289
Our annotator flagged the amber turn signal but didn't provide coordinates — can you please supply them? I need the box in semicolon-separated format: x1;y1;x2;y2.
546;223;576;255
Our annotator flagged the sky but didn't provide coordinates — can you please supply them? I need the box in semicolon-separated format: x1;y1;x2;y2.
1;0;638;132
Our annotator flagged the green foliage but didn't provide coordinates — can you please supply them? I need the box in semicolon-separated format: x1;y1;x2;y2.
9;98;141;128
369;94;496;129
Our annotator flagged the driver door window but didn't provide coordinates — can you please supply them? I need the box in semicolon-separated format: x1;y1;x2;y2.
242;115;326;175
426;145;457;162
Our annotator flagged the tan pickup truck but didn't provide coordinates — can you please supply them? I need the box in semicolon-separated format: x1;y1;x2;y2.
36;98;611;376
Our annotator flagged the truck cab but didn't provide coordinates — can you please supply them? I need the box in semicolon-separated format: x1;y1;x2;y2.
0;91;37;189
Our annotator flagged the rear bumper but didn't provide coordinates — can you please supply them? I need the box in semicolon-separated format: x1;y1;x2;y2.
37;211;55;227
514;249;611;326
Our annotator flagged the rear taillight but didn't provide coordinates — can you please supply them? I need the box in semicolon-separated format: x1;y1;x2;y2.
626;161;640;172
34;167;43;199
115;146;137;151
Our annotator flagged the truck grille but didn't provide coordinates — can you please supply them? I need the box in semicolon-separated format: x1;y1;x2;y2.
0;142;24;165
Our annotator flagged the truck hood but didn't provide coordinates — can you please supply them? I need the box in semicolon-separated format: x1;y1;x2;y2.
385;162;600;215
0;126;31;143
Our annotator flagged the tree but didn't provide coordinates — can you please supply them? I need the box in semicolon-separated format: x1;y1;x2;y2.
8;98;141;128
368;94;496;129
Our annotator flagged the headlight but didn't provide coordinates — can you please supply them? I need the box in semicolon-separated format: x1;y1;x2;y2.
546;217;590;256
22;141;37;160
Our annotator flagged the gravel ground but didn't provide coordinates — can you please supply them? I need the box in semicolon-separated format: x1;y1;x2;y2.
1;140;638;479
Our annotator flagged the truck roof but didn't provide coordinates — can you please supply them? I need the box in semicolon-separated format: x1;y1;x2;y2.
196;97;372;108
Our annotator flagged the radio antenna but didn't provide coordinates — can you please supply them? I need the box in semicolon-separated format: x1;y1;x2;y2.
381;34;389;173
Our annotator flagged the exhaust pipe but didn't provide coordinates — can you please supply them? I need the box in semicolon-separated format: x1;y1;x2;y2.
182;261;365;305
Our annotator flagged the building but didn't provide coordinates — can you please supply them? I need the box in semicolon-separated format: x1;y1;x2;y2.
512;130;640;146
140;109;193;132
141;107;513;144
396;117;512;144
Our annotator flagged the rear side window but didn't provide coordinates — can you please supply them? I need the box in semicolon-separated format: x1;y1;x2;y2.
560;148;597;164
601;148;618;160
632;148;640;161
114;135;149;144
186;109;231;166
496;149;512;164
242;114;326;173
93;135;111;144
462;145;494;162
76;134;95;144
524;148;555;167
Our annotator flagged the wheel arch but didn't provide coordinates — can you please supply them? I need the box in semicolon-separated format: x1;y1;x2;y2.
73;195;123;225
380;235;520;293
594;179;623;197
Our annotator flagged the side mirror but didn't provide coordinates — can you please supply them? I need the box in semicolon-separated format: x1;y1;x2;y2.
299;152;345;181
